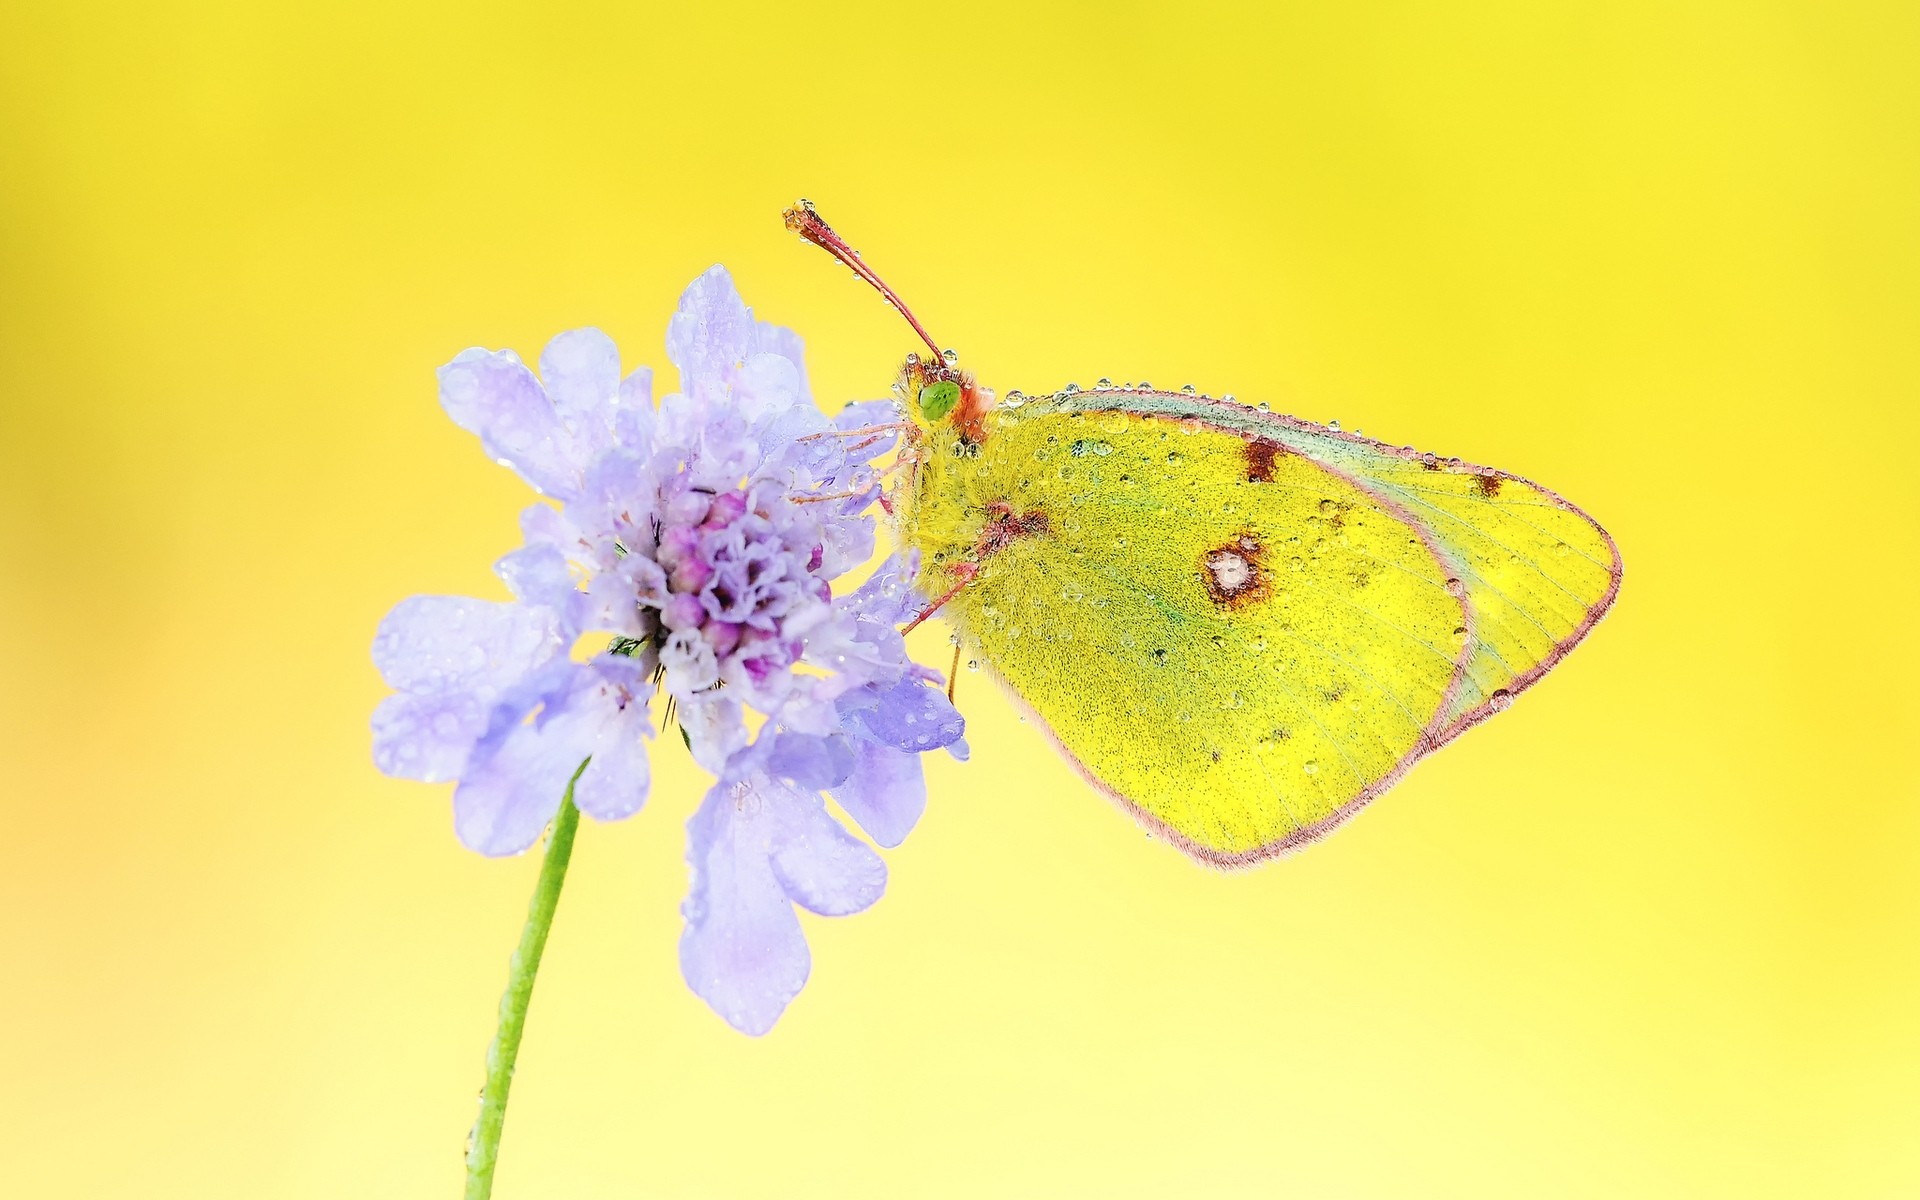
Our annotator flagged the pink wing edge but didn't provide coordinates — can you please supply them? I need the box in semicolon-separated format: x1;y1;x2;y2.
972;388;1626;871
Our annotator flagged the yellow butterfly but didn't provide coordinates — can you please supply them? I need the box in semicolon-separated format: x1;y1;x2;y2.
788;204;1622;868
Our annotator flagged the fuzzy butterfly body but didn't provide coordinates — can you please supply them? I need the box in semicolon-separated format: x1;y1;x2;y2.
787;204;1621;868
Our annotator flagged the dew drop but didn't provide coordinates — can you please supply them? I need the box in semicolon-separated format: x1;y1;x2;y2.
1489;689;1514;711
1096;377;1114;389
1223;393;1237;403
1303;760;1319;776
1138;380;1153;391
1328;418;1342;431
1445;578;1467;597
1181;383;1198;395
1063;381;1081;393
941;348;958;364
1005;390;1026;408
1254;401;1270;412
966;659;981;672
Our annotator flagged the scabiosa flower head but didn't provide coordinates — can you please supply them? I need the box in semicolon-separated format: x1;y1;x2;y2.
372;266;963;1033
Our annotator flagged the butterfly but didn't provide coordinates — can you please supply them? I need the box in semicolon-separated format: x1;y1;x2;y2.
786;203;1622;868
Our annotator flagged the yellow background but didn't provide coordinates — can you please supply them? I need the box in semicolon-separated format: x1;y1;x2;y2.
3;2;1915;1196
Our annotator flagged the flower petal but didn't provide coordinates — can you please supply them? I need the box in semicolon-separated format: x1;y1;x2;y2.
537;327;621;430
767;786;887;917
437;348;583;497
731;351;803;425
680;692;748;776
842;552;922;626
834;398;899;457
452;732;582;857
371;691;490;782
749;320;810;404
495;544;576;611
679;779;811;1036
563;665;655;823
371;595;564;696
763;731;855;791
852;675;966;754
613;367;655;453
829;738;927;849
667;266;754;398
452;659;651;853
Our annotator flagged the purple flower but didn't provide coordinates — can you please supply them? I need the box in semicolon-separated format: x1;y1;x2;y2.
372;266;962;1032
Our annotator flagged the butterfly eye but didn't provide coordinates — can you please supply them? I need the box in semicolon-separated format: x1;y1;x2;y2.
918;380;960;421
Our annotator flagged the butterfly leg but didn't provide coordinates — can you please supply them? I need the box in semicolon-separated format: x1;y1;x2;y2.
901;562;979;635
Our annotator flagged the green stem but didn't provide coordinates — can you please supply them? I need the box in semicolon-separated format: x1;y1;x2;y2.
464;764;586;1200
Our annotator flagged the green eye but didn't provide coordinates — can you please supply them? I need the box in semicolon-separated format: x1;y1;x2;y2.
918;380;960;421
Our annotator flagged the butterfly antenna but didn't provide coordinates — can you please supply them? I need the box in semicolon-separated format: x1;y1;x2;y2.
783;200;945;361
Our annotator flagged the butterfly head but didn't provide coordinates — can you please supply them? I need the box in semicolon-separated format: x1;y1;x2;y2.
896;353;995;441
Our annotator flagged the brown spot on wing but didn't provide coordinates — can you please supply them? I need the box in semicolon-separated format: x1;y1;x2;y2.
975;501;1050;558
1244;440;1285;482
1474;472;1504;497
1202;533;1271;608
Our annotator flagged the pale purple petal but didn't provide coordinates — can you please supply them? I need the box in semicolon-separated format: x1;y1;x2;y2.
371;691;490;782
852;676;966;754
834;399;899;456
451;658;651;854
437;349;581;497
749;321;810;402
763;731;855;791
557;661;655;822
767;788;887;917
371;595;564;696
667;266;754;396
613;368;655;451
495;544;576;611
680;692;748;776
680;780;810;1036
841;552;922;626
731;351;803;424
830;739;927;849
453;724;583;857
537;327;622;430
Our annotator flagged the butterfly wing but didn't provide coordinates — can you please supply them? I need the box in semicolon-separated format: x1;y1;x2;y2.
930;389;1618;867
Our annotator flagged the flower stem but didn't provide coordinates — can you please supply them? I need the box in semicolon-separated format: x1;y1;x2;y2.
464;764;586;1200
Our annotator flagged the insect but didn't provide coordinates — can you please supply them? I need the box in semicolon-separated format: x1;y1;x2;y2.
786;202;1622;868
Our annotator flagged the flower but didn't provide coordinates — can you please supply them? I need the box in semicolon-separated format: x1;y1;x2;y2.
372;266;964;1033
